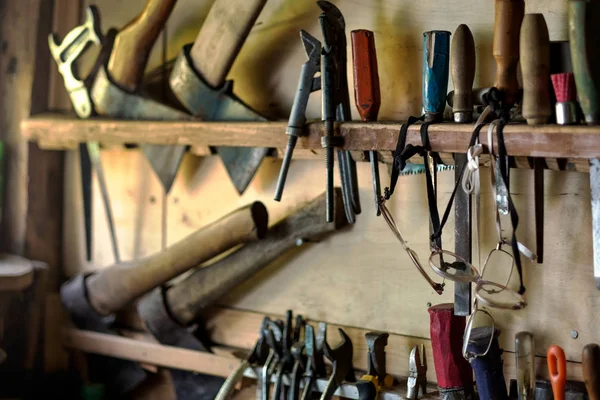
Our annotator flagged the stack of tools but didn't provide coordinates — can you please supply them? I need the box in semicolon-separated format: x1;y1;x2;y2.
275;1;360;224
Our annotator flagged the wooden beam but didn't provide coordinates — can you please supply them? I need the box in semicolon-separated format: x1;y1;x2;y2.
63;328;239;378
21;113;600;159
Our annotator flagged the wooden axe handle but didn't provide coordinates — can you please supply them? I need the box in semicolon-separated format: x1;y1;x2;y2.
583;344;600;400
493;0;524;106
165;189;347;325
108;0;178;92
189;0;267;88
86;202;268;316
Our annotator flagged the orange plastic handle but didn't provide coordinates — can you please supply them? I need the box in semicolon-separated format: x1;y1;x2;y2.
351;30;381;122
547;345;567;400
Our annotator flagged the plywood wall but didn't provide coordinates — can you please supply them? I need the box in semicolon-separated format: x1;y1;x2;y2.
60;0;599;372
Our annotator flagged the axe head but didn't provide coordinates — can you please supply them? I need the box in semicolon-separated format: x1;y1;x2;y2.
170;44;269;194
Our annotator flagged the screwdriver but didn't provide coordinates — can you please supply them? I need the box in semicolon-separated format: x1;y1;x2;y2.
514;331;535;399
547;345;566;400
351;29;382;216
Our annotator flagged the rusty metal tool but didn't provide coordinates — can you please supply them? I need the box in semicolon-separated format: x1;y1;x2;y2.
319;0;361;224
450;23;475;317
569;0;600;289
547;345;567;400
169;0;269;194
320;327;356;400
90;0;194;194
514;332;535;400
583;343;600;400
300;323;327;400
263;319;285;400
59;202;267;394
521;13;551;264
138;190;348;353
214;317;270;400
407;345;427;399
428;304;474;400
272;310;295;400
48;6;119;262
274;30;321;202
356;332;393;400
351;29;382;216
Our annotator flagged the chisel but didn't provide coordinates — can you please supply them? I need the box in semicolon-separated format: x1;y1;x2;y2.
521;13;551;264
569;0;600;289
351;29;382;216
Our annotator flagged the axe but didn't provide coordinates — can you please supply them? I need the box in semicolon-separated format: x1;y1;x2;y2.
138;189;347;349
169;0;269;194
60;202;268;395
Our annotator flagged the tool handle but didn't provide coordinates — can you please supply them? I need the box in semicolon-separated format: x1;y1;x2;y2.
422;31;451;121
568;0;600;124
547;345;566;400
190;0;266;88
356;379;377;400
521;14;551;125
493;0;524;106
107;0;177;91
466;327;507;400
165;189;347;325
450;24;475;122
428;304;473;394
351;30;381;122
214;358;250;400
85;202;268;315
582;344;600;400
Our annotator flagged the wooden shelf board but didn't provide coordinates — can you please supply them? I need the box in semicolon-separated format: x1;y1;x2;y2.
21;113;600;159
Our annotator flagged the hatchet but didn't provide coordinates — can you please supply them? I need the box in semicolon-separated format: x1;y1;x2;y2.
169;0;269;194
60;202;268;395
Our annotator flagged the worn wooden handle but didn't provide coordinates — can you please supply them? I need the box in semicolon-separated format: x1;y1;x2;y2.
521;14;551;125
190;0;267;88
351;30;381;122
583;344;600;400
107;0;178;92
451;24;476;122
493;0;524;106
428;303;473;393
164;189;347;325
86;202;268;315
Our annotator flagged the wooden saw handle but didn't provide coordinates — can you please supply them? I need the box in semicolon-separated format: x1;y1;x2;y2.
85;202;268;316
583;344;600;400
190;0;267;88
520;13;551;125
351;30;381;122
493;0;524;106
450;24;476;122
107;0;178;92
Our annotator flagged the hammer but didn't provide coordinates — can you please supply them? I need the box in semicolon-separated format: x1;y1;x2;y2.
60;202;268;394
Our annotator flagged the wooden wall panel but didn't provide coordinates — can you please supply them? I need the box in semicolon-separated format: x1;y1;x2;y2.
59;0;597;382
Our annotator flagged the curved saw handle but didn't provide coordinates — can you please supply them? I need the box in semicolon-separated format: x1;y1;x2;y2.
190;0;267;88
351;29;381;122
547;345;566;400
107;0;178;92
493;0;524;106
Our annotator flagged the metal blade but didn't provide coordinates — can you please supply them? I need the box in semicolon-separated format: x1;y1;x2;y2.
170;45;269;194
79;143;93;261
91;65;193;193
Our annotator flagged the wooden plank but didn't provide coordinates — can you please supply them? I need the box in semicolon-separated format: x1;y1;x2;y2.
21;114;600;159
63;328;240;378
